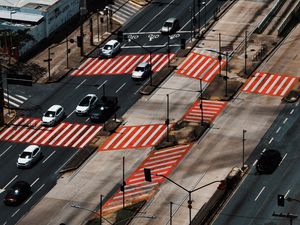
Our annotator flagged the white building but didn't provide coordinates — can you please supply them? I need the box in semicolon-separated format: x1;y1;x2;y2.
0;0;81;56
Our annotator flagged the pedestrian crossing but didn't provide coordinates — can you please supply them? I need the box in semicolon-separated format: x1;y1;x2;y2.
176;52;225;82
99;124;168;151
0;117;102;148
4;91;28;108
242;72;298;97
111;0;142;24
102;144;192;213
70;53;175;76
182;100;227;123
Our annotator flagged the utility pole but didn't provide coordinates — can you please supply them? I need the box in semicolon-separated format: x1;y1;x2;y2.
218;33;222;76
225;51;228;98
244;30;247;76
166;94;170;142
0;62;4;125
200;78;204;126
242;129;246;168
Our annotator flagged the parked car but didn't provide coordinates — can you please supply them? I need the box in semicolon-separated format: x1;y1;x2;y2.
131;62;152;80
3;181;31;206
90;96;119;122
76;94;99;115
17;145;42;168
256;149;282;174
100;39;121;58
42;105;65;126
161;17;180;34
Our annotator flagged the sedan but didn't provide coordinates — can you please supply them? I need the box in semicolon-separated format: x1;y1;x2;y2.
90;96;118;122
75;94;99;115
100;39;121;58
256;149;282;174
161;17;180;34
42;105;65;126
3;181;32;206
131;62;151;80
17;145;42;168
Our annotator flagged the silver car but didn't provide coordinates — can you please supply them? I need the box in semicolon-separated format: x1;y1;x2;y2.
100;39;121;58
131;62;151;80
42;105;65;126
76;94;99;115
17;145;42;168
161;17;180;34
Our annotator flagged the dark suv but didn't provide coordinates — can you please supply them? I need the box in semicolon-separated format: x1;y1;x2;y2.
4;181;32;206
256;149;282;174
90;96;119;123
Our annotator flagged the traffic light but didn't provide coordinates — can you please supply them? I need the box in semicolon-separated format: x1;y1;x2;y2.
278;194;285;207
144;168;152;182
117;30;123;42
76;35;83;47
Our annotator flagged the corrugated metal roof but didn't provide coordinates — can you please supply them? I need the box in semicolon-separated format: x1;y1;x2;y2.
0;0;58;7
0;10;43;22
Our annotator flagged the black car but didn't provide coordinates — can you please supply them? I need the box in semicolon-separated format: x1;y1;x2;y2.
256;149;282;174
4;181;32;206
90;96;118;122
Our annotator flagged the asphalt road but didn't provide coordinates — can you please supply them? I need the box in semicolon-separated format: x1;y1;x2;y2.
0;0;226;224
212;101;300;225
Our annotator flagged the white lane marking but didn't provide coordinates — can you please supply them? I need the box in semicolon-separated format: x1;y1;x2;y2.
276;126;281;134
121;44;181;49
134;85;144;95
85;118;90;122
11;209;20;217
75;79;86;89
255;186;265;201
4;175;18;189
115;83;126;93
285;189;290;198
67;110;75;118
24;183;45;205
0;145;12;157
42;151;56;163
15;94;28;100
296;102;299;106
290;109;294;115
55;151;78;174
279;153;287;166
30;178;40;187
262;148;266;153
252;159;258;167
283;118;288;124
138;0;176;32
268;137;274;144
97;80;108;90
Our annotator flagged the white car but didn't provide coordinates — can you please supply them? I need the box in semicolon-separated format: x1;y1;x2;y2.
161;17;180;34
42;105;65;126
132;62;151;80
17;145;42;168
76;94;99;115
100;39;121;58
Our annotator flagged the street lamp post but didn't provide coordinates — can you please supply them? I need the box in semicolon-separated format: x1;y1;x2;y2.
242;129;246;168
9;10;16;65
166;94;170;142
148;173;222;225
199;78;204;126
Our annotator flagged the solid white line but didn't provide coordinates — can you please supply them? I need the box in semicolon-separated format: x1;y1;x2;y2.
134;85;144;95
115;83;126;93
55;152;78;174
279;153;287;166
30;178;40;187
121;44;181;49
4;175;18;189
0;145;12;157
268;137;274;144
255;186;265;201
97;80;108;90
276;126;281;134
42;151;56;163
290;109;294;115
75;79;86;89
285;189;290;198
11;209;20;217
67;110;75;118
283;118;288;124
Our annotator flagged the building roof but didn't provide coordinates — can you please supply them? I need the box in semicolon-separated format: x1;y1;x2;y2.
0;9;43;23
0;0;58;7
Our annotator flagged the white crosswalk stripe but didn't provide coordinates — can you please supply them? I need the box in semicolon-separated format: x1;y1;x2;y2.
111;0;142;24
4;91;28;108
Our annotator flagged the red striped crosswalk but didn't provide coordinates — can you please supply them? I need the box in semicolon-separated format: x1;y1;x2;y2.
102;144;192;213
176;52;225;82
70;53;175;76
0;117;102;148
99;124;168;151
182;100;227;123
242;72;298;97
